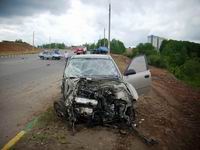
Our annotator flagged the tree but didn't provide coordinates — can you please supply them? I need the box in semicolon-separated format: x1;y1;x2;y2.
134;43;157;56
110;39;126;54
38;43;66;49
15;39;23;43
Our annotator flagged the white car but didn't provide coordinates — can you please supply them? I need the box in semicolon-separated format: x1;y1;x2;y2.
38;51;52;60
39;50;62;60
54;54;151;131
51;50;62;60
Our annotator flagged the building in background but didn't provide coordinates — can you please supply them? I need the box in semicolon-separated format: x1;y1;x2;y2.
147;35;166;51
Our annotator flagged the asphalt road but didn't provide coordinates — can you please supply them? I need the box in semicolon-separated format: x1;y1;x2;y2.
0;54;65;147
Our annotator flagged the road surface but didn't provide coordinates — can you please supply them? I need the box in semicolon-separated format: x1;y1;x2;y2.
0;54;65;147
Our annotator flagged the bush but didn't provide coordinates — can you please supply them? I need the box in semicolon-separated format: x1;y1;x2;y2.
123;51;133;58
110;39;126;54
179;59;200;87
180;59;200;76
148;54;167;68
136;43;157;56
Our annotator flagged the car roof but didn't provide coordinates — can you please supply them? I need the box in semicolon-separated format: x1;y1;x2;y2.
71;54;112;59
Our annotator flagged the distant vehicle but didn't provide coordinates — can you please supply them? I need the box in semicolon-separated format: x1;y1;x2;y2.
88;47;108;54
39;51;52;60
51;50;62;60
96;46;108;54
73;46;87;55
38;50;62;60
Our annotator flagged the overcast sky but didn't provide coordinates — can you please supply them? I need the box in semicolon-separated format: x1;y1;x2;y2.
0;0;200;47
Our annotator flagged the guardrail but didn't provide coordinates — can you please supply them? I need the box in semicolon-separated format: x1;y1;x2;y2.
0;52;39;58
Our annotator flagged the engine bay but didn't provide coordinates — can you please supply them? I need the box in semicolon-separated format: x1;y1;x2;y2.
59;77;136;129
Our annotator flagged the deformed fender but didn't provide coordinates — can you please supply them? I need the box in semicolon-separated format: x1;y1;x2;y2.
126;82;139;100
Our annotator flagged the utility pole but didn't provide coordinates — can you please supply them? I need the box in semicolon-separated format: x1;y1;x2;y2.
104;28;105;47
32;31;34;51
108;3;111;54
49;36;51;50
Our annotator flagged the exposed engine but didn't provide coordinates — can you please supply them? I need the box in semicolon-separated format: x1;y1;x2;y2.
54;77;158;145
59;77;136;130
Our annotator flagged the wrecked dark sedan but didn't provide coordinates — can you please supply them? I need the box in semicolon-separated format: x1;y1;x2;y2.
54;54;151;131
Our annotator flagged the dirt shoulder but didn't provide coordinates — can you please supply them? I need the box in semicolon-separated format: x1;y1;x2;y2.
0;41;40;55
13;54;200;150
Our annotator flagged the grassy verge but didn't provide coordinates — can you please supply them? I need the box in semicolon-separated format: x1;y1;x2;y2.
13;107;69;148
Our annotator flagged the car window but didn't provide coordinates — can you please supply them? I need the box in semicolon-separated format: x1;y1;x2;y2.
54;51;60;54
65;58;120;78
127;55;147;73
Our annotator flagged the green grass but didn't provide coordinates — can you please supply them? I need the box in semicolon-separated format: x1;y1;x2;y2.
15;107;70;146
33;107;56;128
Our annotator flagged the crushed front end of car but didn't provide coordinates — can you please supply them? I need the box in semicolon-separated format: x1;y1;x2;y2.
54;77;137;133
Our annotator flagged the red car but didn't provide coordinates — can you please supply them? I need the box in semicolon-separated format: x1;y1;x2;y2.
73;47;87;54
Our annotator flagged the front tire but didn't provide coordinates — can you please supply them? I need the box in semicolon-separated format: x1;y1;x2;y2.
54;101;68;119
126;107;136;126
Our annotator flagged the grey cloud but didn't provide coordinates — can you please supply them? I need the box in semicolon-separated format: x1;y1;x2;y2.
0;0;71;18
0;0;200;46
82;0;200;45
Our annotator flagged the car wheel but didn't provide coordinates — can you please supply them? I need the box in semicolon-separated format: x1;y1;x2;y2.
54;101;68;119
125;107;136;125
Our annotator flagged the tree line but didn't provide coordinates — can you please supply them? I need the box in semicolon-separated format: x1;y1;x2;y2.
38;43;66;49
84;38;126;54
130;40;200;87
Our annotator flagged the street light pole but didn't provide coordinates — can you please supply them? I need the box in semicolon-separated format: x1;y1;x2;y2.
32;31;34;51
104;28;105;47
108;3;111;54
49;36;51;50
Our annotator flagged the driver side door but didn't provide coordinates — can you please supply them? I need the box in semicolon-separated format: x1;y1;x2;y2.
123;55;151;95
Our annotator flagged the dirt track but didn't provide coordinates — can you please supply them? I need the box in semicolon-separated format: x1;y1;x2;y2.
14;54;200;150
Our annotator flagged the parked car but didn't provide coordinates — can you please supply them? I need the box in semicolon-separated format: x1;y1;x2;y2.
38;51;52;60
54;54;151;132
51;50;62;60
95;46;108;54
39;50;62;60
73;46;87;55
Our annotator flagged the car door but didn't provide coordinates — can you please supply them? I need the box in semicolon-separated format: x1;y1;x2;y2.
123;55;151;95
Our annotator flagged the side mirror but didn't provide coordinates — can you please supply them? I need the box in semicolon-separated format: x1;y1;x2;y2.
124;69;136;76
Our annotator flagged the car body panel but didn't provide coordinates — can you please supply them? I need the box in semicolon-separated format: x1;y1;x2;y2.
63;54;150;98
51;51;62;59
39;51;52;59
123;55;151;95
39;50;62;60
